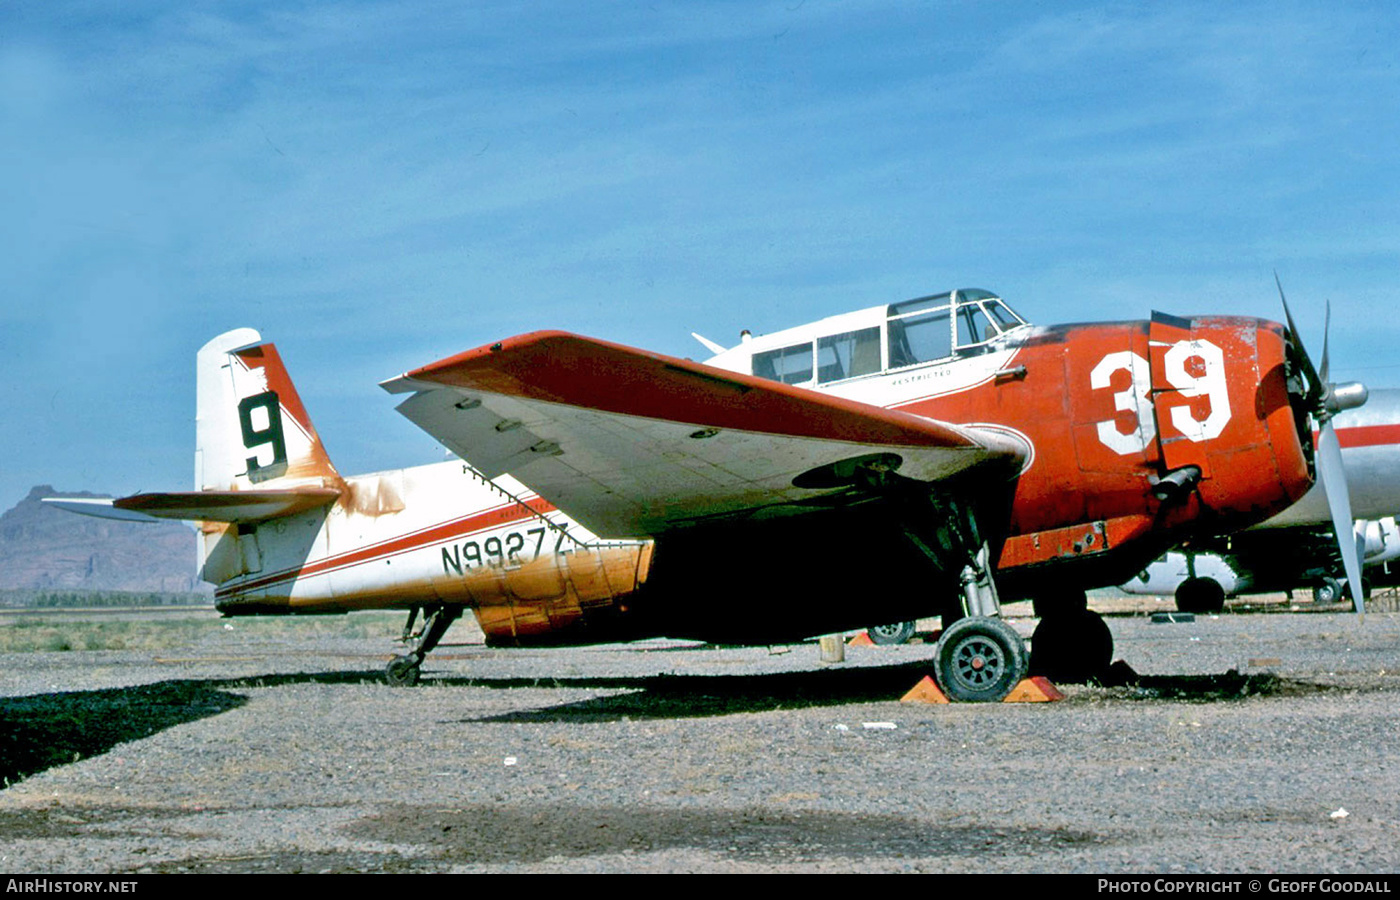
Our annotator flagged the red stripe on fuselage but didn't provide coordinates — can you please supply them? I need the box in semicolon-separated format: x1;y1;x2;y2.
215;497;557;598
1323;424;1400;450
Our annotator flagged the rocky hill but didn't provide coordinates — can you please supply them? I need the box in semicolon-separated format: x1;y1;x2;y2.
0;486;208;593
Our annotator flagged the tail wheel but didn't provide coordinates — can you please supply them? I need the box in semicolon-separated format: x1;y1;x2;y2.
385;655;421;687
933;617;1028;703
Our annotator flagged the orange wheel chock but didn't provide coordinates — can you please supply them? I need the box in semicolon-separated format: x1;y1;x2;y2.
1002;676;1065;703
900;676;950;704
847;631;876;647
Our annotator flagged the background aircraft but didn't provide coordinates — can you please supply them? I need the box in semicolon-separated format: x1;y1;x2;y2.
1121;389;1400;611
49;286;1363;700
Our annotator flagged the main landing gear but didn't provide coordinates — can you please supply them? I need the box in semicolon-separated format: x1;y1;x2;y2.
928;543;1030;702
385;605;462;686
1028;588;1113;684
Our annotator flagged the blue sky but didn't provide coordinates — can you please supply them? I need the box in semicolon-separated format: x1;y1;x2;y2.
3;1;1399;509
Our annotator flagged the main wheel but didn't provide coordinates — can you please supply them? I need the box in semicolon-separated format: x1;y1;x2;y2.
1176;577;1225;614
1030;609;1113;684
385;655;421;687
868;620;916;645
933;617;1028;703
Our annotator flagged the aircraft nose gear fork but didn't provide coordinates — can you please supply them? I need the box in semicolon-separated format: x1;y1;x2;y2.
386;605;462;686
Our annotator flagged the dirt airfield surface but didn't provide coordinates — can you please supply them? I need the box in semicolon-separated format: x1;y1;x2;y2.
2;596;1399;874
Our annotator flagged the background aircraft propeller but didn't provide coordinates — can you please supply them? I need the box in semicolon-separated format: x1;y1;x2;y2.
1276;274;1369;617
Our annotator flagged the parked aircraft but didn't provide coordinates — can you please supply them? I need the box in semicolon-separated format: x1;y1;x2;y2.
49;284;1365;700
1121;389;1400;611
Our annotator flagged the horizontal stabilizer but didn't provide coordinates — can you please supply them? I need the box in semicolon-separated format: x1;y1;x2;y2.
42;497;163;523
45;488;341;525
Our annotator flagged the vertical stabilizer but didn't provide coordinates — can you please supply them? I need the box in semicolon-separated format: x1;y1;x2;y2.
196;329;340;491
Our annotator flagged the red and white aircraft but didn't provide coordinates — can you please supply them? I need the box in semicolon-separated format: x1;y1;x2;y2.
50;286;1365;700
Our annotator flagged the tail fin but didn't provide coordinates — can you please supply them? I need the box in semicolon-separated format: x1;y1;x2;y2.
196;329;340;491
47;330;343;588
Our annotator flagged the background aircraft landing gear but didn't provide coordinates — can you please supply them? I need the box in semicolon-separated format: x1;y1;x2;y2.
385;605;462;686
1312;576;1342;604
933;617;1028;702
867;620;916;645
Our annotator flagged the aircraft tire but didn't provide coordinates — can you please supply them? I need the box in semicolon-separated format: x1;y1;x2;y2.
385;655;421;687
1312;577;1343;605
1175;577;1225;614
867;621;916;645
933;617;1027;703
1029;610;1113;684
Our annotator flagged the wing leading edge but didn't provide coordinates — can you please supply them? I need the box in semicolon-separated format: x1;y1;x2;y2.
382;331;1025;537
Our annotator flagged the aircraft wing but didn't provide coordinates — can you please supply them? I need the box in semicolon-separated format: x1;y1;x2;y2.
382;331;1024;537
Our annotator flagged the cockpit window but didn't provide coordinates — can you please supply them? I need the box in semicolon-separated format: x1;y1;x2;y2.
817;327;881;383
984;299;1026;331
888;306;952;369
752;342;813;385
956;303;997;347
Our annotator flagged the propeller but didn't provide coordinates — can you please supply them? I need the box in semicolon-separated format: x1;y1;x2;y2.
1276;274;1370;618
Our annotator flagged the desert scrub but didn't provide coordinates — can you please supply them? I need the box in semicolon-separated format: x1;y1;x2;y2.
0;611;407;653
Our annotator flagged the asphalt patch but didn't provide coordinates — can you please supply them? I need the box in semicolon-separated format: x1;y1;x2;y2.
349;803;1102;866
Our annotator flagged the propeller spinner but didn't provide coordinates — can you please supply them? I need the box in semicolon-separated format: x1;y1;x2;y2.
1276;274;1369;617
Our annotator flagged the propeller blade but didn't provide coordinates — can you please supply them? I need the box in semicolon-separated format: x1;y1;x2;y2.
1316;420;1365;618
1274;272;1324;408
1320;300;1331;387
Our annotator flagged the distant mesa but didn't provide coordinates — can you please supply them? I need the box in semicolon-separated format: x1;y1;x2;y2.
0;485;209;594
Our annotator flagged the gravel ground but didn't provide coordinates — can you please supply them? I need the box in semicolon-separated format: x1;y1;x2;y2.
1;601;1399;874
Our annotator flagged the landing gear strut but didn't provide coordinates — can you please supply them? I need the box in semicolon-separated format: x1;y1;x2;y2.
385;605;462;686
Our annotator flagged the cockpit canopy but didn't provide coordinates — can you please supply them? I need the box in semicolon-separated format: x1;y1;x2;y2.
740;288;1029;387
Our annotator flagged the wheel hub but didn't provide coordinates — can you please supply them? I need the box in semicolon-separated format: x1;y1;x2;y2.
952;636;1005;688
